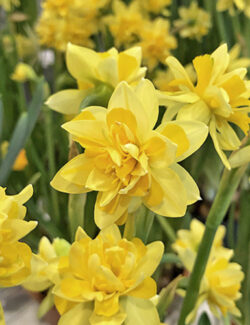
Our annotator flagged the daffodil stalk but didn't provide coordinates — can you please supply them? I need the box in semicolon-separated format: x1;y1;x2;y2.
44;106;60;224
178;163;248;325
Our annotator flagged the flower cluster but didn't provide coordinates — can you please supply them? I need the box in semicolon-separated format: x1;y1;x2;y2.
37;0;110;51
173;219;244;322
0;185;36;287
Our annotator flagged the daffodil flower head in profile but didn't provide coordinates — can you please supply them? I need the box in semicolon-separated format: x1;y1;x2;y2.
22;236;71;293
51;79;208;228
159;44;250;169
172;219;233;271
46;43;147;116
186;256;244;323
53;224;164;325
0;185;37;287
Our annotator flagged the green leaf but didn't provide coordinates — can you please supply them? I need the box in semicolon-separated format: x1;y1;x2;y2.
161;253;182;265
0;78;44;185
157;275;183;321
198;313;211;325
135;205;155;244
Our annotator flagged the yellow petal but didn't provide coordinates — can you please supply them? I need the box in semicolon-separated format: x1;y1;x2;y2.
108;82;149;140
15;184;33;204
97;56;119;87
94;294;120;317
120;296;161;325
158;123;189;158
51;154;92;193
193;54;213;95
89;310;126;325
66;43;99;83
166;56;194;91
62;119;107;148
170;164;200;204
118;52;138;82
210;118;231;169
163;120;208;162
99;224;121;244
135;79;158;130
133;241;164;280
75;226;89;241
95;193;130;229
146;168;187;217
46;90;90;115
106;107;137;134
58;302;92;325
177;100;211;124
211;44;229;83
128;277;157;299
86;167;116;191
54;296;77;316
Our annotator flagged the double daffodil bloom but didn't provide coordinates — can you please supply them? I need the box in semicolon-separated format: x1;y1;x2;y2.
172;219;233;270
51;79;208;228
53;225;164;325
46;43;147;115
174;2;211;41
159;44;250;169
186;257;244;323
0;185;37;287
23;237;70;292
173;219;244;322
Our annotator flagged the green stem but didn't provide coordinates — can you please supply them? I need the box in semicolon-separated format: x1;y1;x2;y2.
227;202;236;249
44;108;60;224
68;193;86;241
178;165;247;325
124;214;135;241
156;215;176;243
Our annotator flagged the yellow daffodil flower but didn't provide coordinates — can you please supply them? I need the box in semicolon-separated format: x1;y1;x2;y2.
46;44;147;115
37;0;108;51
11;63;37;82
104;0;144;47
187;257;244;323
53;224;164;325
0;185;37;287
1;141;28;171
138;18;177;71
22;237;70;292
174;2;211;41
159;44;250;169
51;79;208;228
137;0;171;14
172;219;233;270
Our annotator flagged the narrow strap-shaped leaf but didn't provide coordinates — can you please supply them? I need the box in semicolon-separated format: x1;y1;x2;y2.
0;78;44;185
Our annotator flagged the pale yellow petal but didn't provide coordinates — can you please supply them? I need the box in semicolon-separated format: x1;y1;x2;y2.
135;79;158;130
177;100;211;124
108;82;149;140
146;168;187;217
58;302;92;325
132;241;164;280
211;44;229;83
66;43;99;83
51;154;92;193
99;224;121;244
170;163;200;204
46;90;89;115
121;296;161;325
165;120;208;162
128;277;157;299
